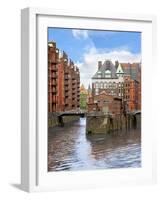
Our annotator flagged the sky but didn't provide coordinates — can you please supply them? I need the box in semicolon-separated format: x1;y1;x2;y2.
48;28;141;88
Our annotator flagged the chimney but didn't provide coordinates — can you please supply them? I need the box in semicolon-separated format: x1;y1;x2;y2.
98;61;102;70
115;60;119;68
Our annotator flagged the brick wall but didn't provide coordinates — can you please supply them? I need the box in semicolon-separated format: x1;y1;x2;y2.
48;42;80;112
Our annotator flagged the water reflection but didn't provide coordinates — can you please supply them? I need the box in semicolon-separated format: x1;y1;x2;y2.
48;118;141;171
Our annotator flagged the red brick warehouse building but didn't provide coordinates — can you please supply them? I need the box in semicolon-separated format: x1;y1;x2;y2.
48;41;80;112
89;60;141;114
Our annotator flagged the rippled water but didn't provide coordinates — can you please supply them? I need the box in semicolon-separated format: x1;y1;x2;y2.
48;118;141;171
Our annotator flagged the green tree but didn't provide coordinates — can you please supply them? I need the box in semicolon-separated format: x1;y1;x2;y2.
80;93;87;110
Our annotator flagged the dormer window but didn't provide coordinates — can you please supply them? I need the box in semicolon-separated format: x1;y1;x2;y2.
105;69;111;78
97;71;102;78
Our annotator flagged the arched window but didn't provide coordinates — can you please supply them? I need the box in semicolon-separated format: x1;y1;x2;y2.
104;82;107;88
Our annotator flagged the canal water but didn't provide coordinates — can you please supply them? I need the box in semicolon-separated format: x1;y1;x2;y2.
48;118;141;171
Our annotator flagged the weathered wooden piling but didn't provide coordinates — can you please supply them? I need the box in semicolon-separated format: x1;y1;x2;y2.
86;112;141;134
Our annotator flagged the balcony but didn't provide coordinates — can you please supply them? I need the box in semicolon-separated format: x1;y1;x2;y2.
52;80;56;85
65;87;68;91
52;96;56;103
50;65;57;71
48;97;52;103
49;80;56;85
48;87;53;92
72;87;76;91
64;68;69;74
51;73;57;79
52;88;57;94
50;59;57;64
48;56;56;64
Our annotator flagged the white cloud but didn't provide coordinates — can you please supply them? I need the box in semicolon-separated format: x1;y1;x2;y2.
72;30;89;39
76;46;141;88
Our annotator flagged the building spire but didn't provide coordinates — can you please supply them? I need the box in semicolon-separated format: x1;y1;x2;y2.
88;84;91;90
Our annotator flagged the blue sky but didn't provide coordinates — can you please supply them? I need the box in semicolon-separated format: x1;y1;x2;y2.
48;28;141;87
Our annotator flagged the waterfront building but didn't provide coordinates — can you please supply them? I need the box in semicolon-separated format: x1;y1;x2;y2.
48;41;80;112
87;96;99;112
90;59;141;114
123;75;139;112
121;63;141;111
48;41;59;112
88;91;122;115
92;60;124;98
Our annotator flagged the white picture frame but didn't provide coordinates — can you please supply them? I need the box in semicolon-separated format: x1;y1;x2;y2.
21;7;157;192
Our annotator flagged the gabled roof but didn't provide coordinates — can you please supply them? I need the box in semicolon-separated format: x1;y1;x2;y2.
92;60;117;79
116;63;124;74
121;62;140;80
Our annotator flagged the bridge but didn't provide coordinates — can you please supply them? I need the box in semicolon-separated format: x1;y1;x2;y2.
56;110;86;126
133;110;141;115
53;110;141;127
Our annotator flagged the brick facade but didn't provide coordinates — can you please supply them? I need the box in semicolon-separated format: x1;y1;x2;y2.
123;75;139;112
89;60;141;114
48;41;80;112
87;91;122;115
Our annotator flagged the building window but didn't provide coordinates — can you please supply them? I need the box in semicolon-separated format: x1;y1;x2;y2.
113;82;117;88
100;83;103;89
95;88;99;95
119;82;121;87
105;74;111;78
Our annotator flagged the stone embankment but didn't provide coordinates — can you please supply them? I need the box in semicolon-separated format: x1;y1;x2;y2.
48;113;80;128
86;112;141;134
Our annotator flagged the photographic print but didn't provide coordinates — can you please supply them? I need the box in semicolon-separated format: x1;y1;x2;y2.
48;28;141;172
